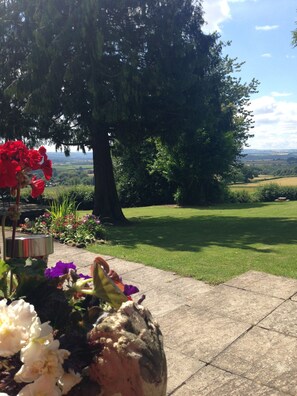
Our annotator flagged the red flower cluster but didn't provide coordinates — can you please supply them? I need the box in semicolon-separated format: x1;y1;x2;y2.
0;140;52;198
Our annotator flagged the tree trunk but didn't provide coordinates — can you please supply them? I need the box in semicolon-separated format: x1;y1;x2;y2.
92;128;128;224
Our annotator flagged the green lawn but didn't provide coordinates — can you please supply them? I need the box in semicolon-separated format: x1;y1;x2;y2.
86;202;297;284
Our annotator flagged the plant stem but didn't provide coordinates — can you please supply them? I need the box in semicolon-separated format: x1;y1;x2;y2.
9;187;21;295
1;214;6;261
10;187;21;259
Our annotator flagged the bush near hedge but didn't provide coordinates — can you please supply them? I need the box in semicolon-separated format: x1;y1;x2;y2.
18;182;297;208
20;185;94;210
255;183;297;202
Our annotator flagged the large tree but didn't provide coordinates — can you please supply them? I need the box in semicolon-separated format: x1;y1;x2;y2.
147;47;258;205
1;0;256;217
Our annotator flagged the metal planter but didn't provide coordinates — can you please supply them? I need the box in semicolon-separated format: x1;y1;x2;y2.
5;234;54;260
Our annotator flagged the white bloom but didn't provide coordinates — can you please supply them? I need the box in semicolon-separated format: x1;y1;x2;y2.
29;321;53;343
18;374;62;396
15;339;70;383
58;370;82;394
0;299;40;357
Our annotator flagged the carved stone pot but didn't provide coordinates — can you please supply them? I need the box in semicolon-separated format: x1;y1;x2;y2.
70;301;167;396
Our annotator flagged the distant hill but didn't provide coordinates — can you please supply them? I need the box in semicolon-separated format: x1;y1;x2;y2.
242;149;297;162
46;148;297;165
47;151;93;163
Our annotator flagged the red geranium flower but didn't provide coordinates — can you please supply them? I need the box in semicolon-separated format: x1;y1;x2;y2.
41;159;53;180
30;177;45;198
0;140;52;197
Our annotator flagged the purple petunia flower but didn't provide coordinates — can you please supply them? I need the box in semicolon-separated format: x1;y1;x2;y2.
78;273;92;280
124;284;139;296
45;261;77;278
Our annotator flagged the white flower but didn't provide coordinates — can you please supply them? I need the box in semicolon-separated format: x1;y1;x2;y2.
58;370;82;394
0;299;40;357
29;321;53;343
18;374;62;396
15;339;70;383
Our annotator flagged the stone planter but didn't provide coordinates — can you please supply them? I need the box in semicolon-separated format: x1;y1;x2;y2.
70;301;167;396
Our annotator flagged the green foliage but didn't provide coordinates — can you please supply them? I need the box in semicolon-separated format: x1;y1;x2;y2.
226;189;255;204
225;164;260;184
0;260;9;297
113;140;174;207
1;0;258;215
255;184;283;202
8;258;48;299
47;195;78;220
92;261;127;310
42;186;94;210
255;184;297;202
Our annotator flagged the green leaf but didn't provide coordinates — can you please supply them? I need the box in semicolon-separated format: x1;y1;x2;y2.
92;261;127;310
6;258;47;298
0;259;9;279
0;260;9;298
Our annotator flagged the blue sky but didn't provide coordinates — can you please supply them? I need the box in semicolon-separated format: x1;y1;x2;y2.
203;0;297;149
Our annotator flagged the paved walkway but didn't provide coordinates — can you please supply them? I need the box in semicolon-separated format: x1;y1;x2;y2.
47;242;297;396
2;233;297;395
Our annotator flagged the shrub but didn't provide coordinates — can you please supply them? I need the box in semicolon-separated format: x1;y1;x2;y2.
255;184;282;202
43;185;94;209
226;189;255;204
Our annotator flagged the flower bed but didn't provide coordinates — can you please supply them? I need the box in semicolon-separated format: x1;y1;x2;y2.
19;212;105;248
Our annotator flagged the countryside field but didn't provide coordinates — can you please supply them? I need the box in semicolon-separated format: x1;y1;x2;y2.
229;176;297;193
86;201;297;284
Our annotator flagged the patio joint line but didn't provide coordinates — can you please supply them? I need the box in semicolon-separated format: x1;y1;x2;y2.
222;283;287;300
208;362;295;396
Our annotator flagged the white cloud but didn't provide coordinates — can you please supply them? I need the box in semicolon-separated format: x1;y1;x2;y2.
202;0;231;33
271;92;293;97
255;25;279;31
202;0;258;33
261;53;272;58
247;96;297;149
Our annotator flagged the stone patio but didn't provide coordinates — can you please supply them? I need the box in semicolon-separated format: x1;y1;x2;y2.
4;236;297;395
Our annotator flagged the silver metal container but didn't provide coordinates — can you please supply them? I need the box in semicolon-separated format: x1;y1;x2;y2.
5;234;54;259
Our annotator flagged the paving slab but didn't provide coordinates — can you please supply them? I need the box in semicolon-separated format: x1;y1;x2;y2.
164;347;205;395
189;284;283;325
140;288;187;318
121;265;181;289
213;326;297;395
224;271;297;299
259;300;297;337
158;276;214;301
171;365;287;396
157;306;250;362
105;257;145;274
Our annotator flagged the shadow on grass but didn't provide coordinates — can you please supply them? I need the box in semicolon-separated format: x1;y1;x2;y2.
105;215;297;253
176;202;268;210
